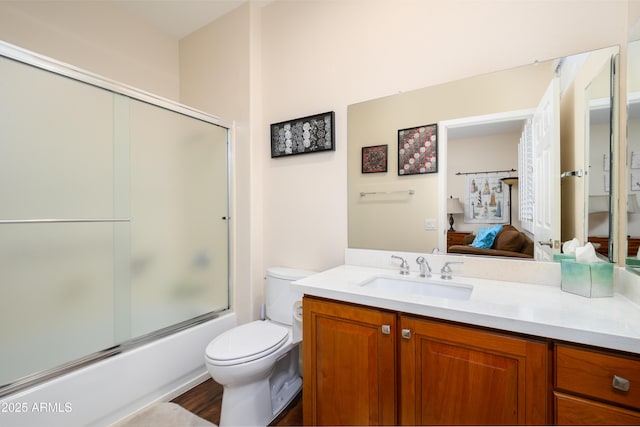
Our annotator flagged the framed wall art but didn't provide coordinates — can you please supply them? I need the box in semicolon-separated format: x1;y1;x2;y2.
270;111;335;158
361;145;388;173
397;123;437;175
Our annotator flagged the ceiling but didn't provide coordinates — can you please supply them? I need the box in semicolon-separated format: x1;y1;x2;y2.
448;119;527;140
111;0;248;39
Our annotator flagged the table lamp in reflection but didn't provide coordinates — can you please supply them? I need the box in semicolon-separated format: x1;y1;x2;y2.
447;196;464;231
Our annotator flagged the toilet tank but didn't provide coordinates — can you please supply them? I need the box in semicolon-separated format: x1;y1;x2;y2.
265;267;315;326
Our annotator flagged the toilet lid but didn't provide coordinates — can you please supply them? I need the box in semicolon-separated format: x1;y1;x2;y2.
205;321;289;366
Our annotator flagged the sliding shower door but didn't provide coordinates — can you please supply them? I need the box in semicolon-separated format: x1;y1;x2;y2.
0;54;121;385
0;45;230;393
128;99;229;338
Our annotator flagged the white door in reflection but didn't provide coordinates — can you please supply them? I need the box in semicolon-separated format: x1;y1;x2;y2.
532;78;561;260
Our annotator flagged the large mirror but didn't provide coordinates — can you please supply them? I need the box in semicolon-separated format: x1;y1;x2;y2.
348;45;619;262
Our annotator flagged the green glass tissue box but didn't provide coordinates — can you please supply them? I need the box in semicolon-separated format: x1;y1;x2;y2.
560;259;613;298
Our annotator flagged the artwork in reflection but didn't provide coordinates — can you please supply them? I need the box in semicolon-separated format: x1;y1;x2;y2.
464;173;509;224
361;144;388;173
397;124;437;175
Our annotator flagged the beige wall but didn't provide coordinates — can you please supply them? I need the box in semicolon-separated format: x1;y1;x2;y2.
0;1;180;99
179;3;258;324
0;0;632;323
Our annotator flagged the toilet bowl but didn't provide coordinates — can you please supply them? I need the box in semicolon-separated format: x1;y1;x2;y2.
204;267;313;427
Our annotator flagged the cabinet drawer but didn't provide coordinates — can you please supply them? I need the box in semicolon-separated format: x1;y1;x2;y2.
555;392;640;425
556;344;640;409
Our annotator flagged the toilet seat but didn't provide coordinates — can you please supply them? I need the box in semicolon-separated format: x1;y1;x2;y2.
205;321;289;366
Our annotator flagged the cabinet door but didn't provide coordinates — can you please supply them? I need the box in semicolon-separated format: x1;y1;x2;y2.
399;316;550;425
302;296;397;426
555;392;640;425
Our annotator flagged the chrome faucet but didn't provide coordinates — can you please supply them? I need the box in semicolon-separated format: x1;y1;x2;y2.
391;255;410;275
441;261;463;280
416;256;431;277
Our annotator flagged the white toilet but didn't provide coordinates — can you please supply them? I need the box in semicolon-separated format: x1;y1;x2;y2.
204;267;313;427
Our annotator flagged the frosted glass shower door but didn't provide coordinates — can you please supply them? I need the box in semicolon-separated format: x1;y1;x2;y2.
0;45;230;392
128;100;229;337
0;56;121;385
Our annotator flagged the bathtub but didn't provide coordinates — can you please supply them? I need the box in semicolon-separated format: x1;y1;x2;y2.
0;313;236;426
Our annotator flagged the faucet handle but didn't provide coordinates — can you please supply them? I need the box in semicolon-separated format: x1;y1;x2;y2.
440;261;463;280
391;255;410;275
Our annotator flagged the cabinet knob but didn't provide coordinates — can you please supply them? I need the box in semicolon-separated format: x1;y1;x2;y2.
612;375;630;392
401;329;411;340
381;324;391;335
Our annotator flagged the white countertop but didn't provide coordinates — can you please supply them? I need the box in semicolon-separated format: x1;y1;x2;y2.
293;263;640;354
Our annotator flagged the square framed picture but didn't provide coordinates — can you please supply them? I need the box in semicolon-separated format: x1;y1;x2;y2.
361;145;388;173
397;123;437;175
270;111;335;158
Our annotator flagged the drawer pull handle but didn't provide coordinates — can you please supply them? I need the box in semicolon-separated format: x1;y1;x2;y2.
612;375;630;392
381;324;391;335
401;329;411;340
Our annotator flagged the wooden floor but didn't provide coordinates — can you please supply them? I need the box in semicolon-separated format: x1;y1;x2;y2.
171;378;303;426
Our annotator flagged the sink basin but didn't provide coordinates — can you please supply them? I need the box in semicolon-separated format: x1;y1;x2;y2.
361;276;473;300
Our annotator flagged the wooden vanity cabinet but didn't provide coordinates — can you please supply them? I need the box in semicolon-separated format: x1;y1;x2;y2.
302;296;397;426
554;343;640;425
399;315;550;425
302;296;550;425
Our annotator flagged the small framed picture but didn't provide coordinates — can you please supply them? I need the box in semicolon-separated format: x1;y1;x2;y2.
397;123;437;175
361;145;388;173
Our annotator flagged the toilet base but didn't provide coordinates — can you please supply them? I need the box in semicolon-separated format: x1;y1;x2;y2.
219;378;270;427
218;375;302;427
217;346;302;427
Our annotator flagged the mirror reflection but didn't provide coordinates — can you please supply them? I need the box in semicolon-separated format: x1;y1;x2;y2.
585;56;615;260
626;38;640;266
348;45;619;261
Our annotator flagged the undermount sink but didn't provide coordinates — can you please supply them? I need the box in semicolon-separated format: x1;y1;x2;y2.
361;276;473;300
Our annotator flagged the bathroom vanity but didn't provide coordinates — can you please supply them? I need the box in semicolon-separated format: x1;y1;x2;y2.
302;296;549;425
294;250;640;426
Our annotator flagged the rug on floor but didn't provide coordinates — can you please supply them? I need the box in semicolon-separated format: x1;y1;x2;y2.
112;402;216;427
